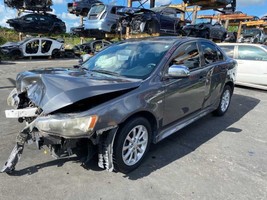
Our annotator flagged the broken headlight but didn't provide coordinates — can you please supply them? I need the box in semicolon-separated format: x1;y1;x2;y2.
34;114;98;138
7;88;20;107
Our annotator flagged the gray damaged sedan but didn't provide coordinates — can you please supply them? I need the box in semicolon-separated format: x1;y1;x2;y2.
2;37;237;174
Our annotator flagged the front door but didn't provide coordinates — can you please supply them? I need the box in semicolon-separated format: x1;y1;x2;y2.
162;41;206;126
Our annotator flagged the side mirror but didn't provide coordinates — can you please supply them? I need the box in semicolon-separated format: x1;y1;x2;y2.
168;65;190;78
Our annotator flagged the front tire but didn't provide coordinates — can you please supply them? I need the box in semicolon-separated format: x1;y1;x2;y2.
113;117;151;173
213;85;232;116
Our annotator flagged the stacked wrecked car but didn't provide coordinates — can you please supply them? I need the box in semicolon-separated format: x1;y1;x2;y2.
70;3;187;38
4;0;66;35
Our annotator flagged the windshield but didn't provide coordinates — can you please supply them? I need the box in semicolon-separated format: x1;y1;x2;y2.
195;18;217;25
242;29;261;35
89;4;105;15
81;41;171;79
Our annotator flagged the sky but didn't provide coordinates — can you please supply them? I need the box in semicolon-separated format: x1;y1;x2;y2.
0;0;267;32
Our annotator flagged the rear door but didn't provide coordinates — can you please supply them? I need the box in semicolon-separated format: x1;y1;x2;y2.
22;15;37;32
38;15;51;33
22;39;41;56
236;45;267;86
199;41;228;107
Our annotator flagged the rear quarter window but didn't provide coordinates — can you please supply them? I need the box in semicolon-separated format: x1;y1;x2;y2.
237;45;267;61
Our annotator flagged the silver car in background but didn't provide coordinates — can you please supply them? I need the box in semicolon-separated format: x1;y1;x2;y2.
84;3;125;36
218;43;267;90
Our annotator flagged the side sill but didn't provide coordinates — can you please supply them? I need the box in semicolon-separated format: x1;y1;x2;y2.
155;107;215;143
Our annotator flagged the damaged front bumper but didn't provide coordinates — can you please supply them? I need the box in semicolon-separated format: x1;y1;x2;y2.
2;88;117;173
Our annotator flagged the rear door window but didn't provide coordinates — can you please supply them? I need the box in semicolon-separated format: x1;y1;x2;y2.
171;42;200;70
200;42;224;65
88;4;105;19
237;45;267;61
41;40;52;53
25;40;40;54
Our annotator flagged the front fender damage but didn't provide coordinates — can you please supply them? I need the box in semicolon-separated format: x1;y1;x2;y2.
1;125;32;173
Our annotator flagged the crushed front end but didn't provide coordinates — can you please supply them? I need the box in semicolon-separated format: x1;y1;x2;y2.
1;68;139;173
2;87;99;173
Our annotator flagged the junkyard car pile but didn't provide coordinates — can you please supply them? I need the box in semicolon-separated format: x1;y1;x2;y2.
71;4;186;37
2;37;237;173
117;7;185;35
69;2;231;40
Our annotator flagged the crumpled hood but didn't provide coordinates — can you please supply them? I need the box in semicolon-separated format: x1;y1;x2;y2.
16;68;142;113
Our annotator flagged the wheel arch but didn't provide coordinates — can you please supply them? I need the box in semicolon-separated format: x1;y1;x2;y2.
51;48;60;58
118;111;158;144
225;81;234;95
10;49;23;59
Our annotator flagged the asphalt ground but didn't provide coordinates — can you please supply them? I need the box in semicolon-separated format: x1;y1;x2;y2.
0;59;266;200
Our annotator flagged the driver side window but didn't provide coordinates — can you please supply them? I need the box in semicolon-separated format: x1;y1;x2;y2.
170;42;200;70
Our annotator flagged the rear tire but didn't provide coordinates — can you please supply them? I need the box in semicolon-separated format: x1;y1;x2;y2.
113;117;151;173
213;85;232;116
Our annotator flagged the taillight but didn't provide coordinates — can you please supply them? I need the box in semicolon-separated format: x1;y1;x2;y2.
73;2;78;7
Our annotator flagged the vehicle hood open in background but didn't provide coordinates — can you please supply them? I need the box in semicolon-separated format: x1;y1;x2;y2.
16;68;142;114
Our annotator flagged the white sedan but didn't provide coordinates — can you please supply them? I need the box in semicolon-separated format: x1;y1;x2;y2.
218;43;267;90
0;37;64;59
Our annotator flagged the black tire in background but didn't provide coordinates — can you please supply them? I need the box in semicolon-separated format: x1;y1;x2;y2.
10;50;22;60
52;49;60;58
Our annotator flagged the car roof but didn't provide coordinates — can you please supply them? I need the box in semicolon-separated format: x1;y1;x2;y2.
150;6;184;13
122;36;211;43
22;37;62;41
22;13;58;18
218;43;265;47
